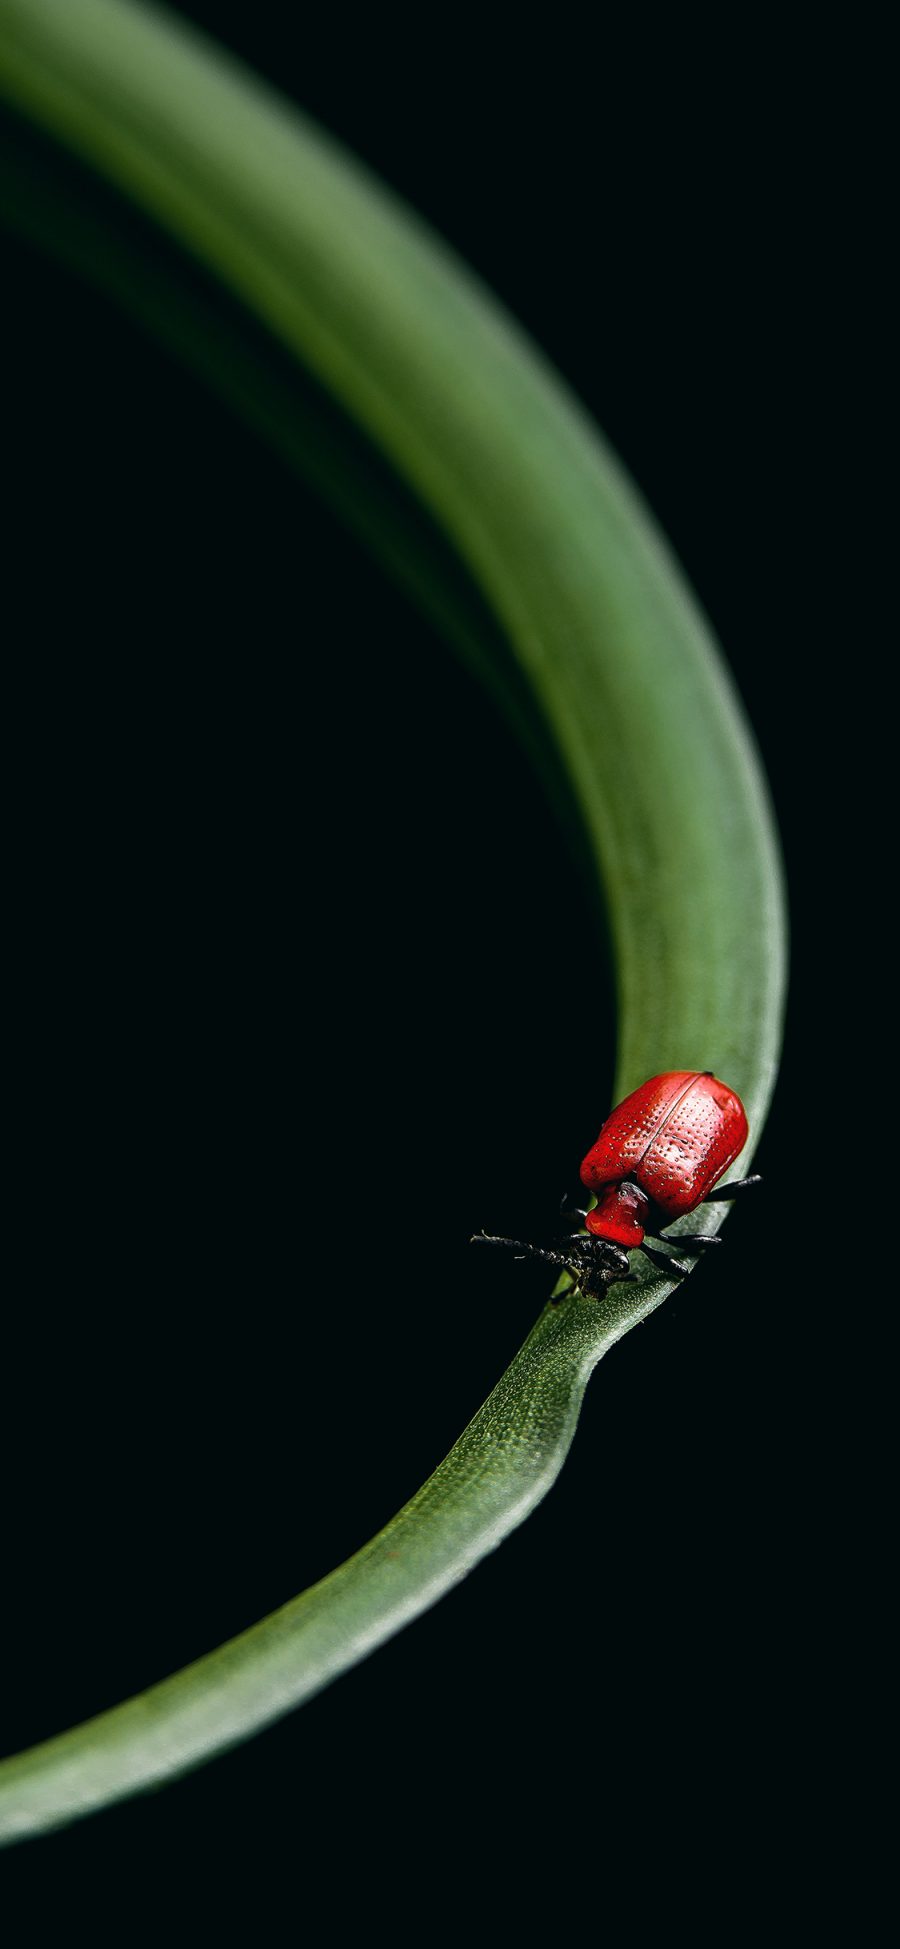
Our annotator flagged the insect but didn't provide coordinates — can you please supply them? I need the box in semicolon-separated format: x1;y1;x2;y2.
472;1070;758;1300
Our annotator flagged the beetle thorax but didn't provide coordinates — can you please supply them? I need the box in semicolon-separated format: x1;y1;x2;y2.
584;1180;650;1248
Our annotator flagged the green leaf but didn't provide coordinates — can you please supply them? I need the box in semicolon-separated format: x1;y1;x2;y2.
0;0;786;1842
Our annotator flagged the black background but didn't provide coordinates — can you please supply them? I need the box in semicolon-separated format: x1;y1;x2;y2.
2;0;876;1921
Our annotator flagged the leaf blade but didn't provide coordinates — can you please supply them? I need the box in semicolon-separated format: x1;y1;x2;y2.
0;0;787;1840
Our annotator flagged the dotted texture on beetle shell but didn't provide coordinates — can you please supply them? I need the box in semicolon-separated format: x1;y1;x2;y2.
580;1072;748;1218
580;1073;699;1190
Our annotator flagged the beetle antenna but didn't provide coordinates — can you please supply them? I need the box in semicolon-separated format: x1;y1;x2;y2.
471;1231;569;1269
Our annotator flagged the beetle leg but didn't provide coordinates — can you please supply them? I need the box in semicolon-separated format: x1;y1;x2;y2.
650;1230;721;1251
639;1241;692;1277
703;1174;762;1201
559;1192;589;1224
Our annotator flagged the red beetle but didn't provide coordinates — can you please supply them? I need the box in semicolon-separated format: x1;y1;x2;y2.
473;1071;758;1298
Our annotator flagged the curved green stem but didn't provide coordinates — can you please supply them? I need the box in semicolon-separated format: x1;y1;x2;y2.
0;1291;668;1842
0;0;786;1842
